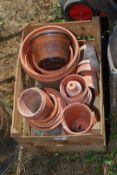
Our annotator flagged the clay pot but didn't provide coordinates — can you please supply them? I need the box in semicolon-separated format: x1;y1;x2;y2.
28;88;66;131
19;25;80;84
32;46;74;75
31;31;70;70
60;74;92;105
17;87;54;119
77;60;99;96
62;103;96;135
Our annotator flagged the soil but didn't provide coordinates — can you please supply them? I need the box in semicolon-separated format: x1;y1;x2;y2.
0;1;117;175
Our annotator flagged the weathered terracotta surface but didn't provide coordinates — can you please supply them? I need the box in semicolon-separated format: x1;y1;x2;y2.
31;31;70;70
62;103;96;135
80;44;100;75
19;25;80;83
17;87;54;119
66;80;82;97
60;74;92;105
32;46;74;75
26;88;66;131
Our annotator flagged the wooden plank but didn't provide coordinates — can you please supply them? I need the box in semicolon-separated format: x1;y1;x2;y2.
11;59;25;135
23;144;106;152
13;133;103;146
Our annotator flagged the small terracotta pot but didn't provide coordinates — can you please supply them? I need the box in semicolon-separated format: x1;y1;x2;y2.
60;74;92;105
62;103;96;135
31;31;70;70
19;25;80;83
66;80;83;97
77;60;99;96
28;88;66;131
17;87;54;119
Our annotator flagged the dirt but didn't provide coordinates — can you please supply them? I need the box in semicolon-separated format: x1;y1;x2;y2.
0;1;117;175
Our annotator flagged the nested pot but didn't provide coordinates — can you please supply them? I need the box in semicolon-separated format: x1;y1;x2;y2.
31;31;70;71
62;103;96;135
60;74;92;105
32;46;74;75
28;88;66;131
17;87;54;120
19;25;80;84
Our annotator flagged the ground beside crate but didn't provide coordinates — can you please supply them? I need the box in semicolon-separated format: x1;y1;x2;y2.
11;17;106;152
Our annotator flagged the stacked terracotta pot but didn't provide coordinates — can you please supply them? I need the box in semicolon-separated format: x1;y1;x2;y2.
60;74;92;105
18;25;100;135
19;25;80;88
18;87;66;131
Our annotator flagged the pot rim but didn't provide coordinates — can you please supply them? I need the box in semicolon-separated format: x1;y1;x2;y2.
29;88;66;131
30;30;71;44
17;87;46;118
32;46;73;75
31;93;58;124
60;74;88;101
62;103;95;135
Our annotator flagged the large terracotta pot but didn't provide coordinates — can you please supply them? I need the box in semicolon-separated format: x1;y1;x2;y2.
19;25;80;84
17;87;54;119
28;88;66;131
60;74;92;105
31;31;70;70
32;46;74;75
62;103;96;135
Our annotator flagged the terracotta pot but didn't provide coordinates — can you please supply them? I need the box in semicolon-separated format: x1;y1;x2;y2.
28;88;66;131
77;60;99;96
62;103;96;135
17;87;54;119
66;80;83;97
31;31;70;70
32;46;74;75
60;74;92;105
19;25;80;83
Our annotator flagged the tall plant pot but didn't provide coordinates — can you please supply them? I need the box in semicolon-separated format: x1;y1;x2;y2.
62;103;96;135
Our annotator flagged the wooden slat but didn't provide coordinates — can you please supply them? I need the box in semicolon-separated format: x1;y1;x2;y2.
23;144;106;152
11;59;25;136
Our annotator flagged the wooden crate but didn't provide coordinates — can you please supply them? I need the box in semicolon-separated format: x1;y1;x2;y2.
11;17;106;152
